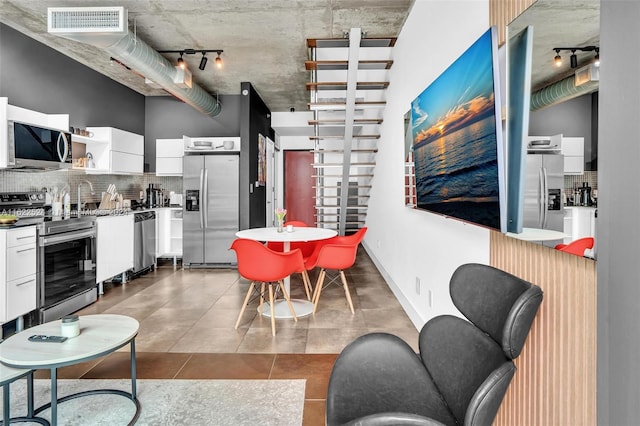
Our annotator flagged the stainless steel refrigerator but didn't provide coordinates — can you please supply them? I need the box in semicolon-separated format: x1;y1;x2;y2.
183;154;239;266
523;153;564;246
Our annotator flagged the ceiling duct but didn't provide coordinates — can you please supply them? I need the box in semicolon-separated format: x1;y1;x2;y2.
530;68;598;111
47;6;221;118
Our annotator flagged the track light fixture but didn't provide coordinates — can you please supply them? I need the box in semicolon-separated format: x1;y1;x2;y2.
554;49;562;67
570;50;578;68
199;53;208;71
158;49;224;71
552;46;600;69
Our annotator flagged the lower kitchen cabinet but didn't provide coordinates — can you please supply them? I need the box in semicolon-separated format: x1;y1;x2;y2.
0;226;37;323
563;206;597;244
156;208;182;263
96;214;134;283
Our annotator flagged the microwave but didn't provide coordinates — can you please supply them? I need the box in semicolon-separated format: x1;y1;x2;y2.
7;121;72;170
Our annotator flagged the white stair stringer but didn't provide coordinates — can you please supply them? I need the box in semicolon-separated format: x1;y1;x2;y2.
306;30;395;234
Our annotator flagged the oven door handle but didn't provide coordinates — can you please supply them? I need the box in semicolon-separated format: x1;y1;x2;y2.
39;229;96;246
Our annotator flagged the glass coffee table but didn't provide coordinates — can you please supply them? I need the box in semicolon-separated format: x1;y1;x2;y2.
0;314;140;426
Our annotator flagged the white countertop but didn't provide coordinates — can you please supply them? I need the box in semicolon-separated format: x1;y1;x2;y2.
505;227;568;241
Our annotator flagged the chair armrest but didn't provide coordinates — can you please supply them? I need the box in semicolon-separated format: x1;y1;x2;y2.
342;412;447;426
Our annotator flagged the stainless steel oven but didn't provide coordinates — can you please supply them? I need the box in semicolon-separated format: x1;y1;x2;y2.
38;216;97;322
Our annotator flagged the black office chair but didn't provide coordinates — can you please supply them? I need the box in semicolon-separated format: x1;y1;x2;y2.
326;263;543;426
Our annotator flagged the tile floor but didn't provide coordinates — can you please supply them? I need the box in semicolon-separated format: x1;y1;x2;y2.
47;247;418;425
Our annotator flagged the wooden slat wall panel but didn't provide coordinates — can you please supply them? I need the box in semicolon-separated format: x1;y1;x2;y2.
489;0;536;46
490;231;597;426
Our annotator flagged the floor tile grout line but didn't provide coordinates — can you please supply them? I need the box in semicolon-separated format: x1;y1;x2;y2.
269;353;278;380
172;353;195;379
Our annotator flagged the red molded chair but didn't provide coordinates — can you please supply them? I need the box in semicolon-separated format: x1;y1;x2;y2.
554;237;594;257
306;227;368;315
266;221;316;300
230;238;305;336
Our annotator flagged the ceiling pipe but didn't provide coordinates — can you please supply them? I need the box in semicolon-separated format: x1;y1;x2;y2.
47;7;221;118
530;75;598;111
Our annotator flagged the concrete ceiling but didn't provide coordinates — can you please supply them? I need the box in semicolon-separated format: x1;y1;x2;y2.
0;0;414;113
508;0;600;93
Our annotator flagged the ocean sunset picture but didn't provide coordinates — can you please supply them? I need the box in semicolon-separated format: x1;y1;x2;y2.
411;27;504;231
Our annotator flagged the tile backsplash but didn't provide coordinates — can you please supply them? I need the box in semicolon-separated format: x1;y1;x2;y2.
0;169;182;205
564;171;598;203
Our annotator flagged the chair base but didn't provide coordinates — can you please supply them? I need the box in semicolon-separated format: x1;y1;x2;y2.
259;299;314;318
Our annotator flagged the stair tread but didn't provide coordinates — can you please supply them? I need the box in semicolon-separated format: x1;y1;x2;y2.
308;101;386;111
305;60;393;70
314;195;370;198
312;149;378;153
315;205;368;210
306;81;389;90
313;185;372;189
313;163;376;167
307;37;397;48
308;119;383;125
309;135;380;140
313;174;374;178
315;213;367;216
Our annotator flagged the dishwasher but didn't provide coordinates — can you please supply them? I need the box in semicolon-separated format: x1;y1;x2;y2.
132;210;157;275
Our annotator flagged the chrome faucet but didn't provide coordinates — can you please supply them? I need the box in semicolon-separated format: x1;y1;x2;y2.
77;180;95;211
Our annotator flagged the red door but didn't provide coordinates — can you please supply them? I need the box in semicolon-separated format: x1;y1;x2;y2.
284;150;315;226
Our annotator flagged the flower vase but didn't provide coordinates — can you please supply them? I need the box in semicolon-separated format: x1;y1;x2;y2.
277;218;284;232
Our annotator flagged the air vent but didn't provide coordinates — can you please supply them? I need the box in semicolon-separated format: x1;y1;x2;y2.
48;7;127;33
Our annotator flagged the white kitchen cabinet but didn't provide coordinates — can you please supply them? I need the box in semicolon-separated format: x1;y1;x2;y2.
96;214;134;283
156;139;184;176
72;127;144;175
156;208;182;264
0;226;37;323
561;137;585;175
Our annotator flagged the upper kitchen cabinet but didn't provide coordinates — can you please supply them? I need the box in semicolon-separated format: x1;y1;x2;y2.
561;137;585;175
73;127;144;175
156;138;183;176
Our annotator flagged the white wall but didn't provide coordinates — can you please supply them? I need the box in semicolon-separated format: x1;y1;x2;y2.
597;1;640;423
365;0;491;328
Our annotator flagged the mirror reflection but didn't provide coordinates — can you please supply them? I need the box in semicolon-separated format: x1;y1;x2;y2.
506;0;599;259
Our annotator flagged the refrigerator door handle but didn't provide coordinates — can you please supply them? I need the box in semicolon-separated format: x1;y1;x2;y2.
199;168;205;229
537;167;544;228
203;168;209;228
542;167;549;228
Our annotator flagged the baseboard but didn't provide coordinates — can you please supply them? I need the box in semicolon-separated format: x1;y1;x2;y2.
361;241;424;330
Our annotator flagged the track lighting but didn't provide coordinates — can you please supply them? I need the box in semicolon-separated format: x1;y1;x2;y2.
552;46;600;69
199;53;208;71
158;49;224;71
570;50;578;68
554;49;562;67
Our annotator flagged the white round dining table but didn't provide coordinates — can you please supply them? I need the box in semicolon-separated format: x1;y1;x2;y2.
235;226;337;318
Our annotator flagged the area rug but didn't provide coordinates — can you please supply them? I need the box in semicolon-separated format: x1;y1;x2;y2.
1;379;306;425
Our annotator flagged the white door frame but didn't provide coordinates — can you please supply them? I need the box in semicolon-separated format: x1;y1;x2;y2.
266;136;277;226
